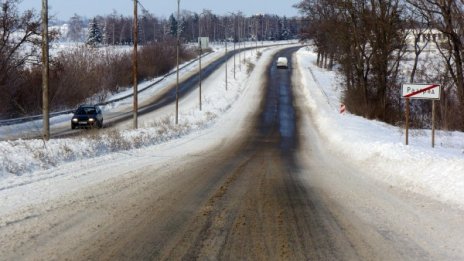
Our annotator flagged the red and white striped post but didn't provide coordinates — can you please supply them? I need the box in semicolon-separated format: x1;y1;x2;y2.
339;104;346;114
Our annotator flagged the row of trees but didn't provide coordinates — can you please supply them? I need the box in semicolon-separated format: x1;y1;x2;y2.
295;0;464;130
68;10;300;45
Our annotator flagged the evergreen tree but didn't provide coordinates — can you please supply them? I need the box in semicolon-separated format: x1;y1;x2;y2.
279;17;290;40
87;18;103;47
178;17;186;37
169;14;177;36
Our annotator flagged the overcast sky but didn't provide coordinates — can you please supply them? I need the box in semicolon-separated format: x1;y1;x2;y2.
19;0;301;21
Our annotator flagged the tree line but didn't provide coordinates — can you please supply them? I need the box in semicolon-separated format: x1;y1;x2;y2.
0;0;300;119
68;10;300;45
295;0;464;130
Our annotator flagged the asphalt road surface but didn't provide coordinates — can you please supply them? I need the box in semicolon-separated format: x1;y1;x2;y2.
1;47;463;260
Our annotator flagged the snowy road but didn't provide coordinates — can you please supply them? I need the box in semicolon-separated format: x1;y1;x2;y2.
1;46;463;260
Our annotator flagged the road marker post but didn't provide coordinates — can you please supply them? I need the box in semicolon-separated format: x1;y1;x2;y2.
339;104;346;114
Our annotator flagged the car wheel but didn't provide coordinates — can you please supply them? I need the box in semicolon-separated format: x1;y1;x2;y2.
71;124;76;130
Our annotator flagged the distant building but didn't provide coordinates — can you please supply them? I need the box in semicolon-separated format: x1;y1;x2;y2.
405;28;446;51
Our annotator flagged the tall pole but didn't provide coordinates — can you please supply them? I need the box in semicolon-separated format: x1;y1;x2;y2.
256;19;259;50
261;15;264;46
132;0;138;129
225;37;228;91
41;0;49;141
238;15;241;69
198;13;203;111
238;17;242;69
199;41;202;111
230;13;236;80
175;0;180;124
233;40;236;79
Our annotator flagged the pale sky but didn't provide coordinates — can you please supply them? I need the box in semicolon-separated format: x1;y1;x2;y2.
19;0;301;21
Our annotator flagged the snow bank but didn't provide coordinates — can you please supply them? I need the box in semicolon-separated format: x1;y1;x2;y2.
296;47;464;207
0;46;265;180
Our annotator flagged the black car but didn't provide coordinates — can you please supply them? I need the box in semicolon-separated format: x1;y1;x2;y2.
71;105;103;129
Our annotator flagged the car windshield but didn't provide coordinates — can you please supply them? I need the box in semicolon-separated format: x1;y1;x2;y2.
76;107;96;115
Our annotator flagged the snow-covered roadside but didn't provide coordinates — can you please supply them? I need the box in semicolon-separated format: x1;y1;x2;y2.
296;47;464;208
0;48;221;139
0;43;284;227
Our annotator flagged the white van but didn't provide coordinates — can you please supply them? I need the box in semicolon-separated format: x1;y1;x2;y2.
276;57;288;69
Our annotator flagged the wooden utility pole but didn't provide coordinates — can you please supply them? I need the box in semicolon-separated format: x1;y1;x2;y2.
199;42;202;111
132;0;138;129
175;0;180;124
229;13;236;79
233;37;236;79
198;15;203;111
41;0;49;141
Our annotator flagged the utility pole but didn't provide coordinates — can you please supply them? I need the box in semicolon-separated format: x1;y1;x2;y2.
233;37;236;79
220;21;228;91
132;0;138;129
255;18;258;53
225;38;228;91
227;12;237;80
198;12;205;111
41;0;49;141
199;40;202;111
233;15;236;79
175;0;180;124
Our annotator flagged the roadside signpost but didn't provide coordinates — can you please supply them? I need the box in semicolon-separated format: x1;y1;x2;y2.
402;84;440;100
198;37;209;50
401;83;441;147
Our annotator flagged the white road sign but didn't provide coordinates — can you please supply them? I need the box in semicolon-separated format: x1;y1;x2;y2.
198;37;209;49
402;83;441;100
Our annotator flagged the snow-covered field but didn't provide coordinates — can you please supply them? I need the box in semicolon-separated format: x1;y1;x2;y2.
1;43;464;218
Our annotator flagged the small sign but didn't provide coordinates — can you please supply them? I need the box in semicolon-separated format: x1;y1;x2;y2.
198;37;209;49
402;83;440;100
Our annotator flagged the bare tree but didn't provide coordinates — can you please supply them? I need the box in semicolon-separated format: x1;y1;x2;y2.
296;0;406;121
405;10;430;83
0;0;40;116
407;0;464;111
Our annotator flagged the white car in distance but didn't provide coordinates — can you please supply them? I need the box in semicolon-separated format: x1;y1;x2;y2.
276;57;288;69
